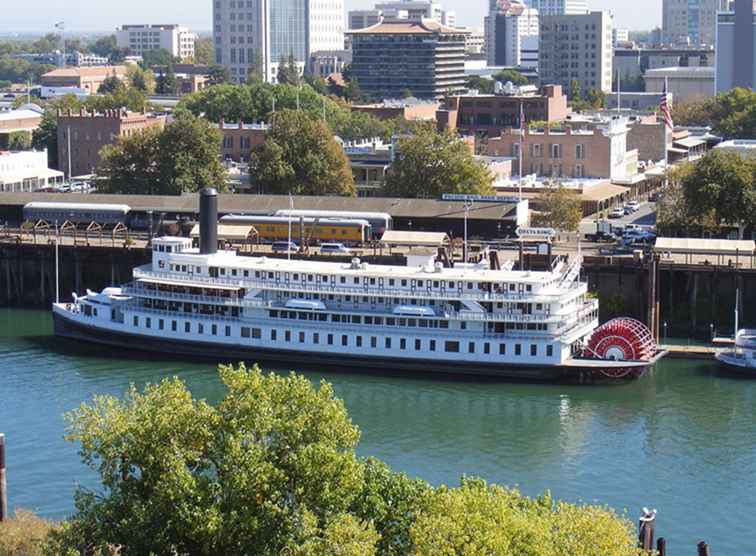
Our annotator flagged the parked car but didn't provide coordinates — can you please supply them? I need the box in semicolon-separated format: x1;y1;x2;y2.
623;206;634;215
319;242;351;254
649;192;662;202
609;207;625;219
272;241;299;253
626;200;641;211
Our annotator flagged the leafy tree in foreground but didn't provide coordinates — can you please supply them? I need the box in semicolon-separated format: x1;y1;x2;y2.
493;68;528;86
671;88;756;139
126;65;156;95
99;110;226;195
532;183;583;232
250;109;356;196
680;150;756;238
97;75;123;95
193;37;215;65
49;364;640;555
384;125;494;198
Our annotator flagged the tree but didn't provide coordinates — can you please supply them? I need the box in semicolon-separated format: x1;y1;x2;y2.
465;75;494;94
532;183;583;232
680;150;756;238
97;75;124;95
49;364;639;555
126;65;156;95
33;105;66;168
277;54;301;86
155;68;178;95
493;69;528;86
569;79;581;101
52;364;368;555
250;109;355;196
585;88;606;109
384;126;494;198
4;130;32;150
194;37;215;65
98;110;226;195
304;74;329;96
410;478;638;556
671;88;756;139
207;64;231;85
141;48;177;68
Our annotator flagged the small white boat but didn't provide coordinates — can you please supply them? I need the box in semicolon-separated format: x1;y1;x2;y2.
716;330;756;372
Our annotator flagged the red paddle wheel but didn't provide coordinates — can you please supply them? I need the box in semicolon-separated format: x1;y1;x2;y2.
583;318;656;378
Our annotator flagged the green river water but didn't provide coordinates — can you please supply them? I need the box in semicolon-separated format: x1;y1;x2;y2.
1;308;755;554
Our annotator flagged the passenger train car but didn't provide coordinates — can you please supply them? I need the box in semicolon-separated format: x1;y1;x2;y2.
220;215;372;245
23;202;131;226
274;210;392;238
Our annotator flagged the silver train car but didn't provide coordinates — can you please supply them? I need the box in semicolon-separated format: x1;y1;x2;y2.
23;202;131;225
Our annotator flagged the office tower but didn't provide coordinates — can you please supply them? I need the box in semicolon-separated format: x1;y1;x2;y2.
715;0;756;91
485;1;539;67
662;0;729;46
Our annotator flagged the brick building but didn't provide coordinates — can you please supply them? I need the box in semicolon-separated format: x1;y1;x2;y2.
437;85;570;138
216;121;269;162
486;118;638;181
57;109;166;178
41;66;128;95
351;99;440;122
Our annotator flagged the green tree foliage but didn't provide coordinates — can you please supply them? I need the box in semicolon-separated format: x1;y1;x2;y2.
207;64;231;85
250;109;355;196
97;75;123;94
569;79;581;101
585;88;606;109
88;34;128;62
465;75;494;94
86;86;146;113
384;125;494;198
49;364;639;555
3;130;32;150
99;110;226;195
126;65;156;95
493;68;528;85
277;54;302;86
155;68;178;95
193;37;215;65
178;82;391;141
141;48;177;68
0;55;54;84
532;183;583;232
671;88;756;139
304;74;329;96
679;150;756;238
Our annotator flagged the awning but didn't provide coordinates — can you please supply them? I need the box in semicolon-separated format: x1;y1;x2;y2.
380;230;449;247
667;147;688;154
654;237;755;256
190;223;257;241
674;137;707;149
136;277;244;290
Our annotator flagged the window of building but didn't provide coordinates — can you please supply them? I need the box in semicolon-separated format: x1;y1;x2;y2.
285;330;291;342
342;335;348;346
314;333;319;344
225;325;231;337
499;343;506;355
172;320;177;332
530;344;537;356
212;324;218;336
371;336;377;348
547;345;554;357
356;336;362;347
515;343;522;356
550;144;562;159
133;316;139;326
415;339;421;350
185;322;191;333
575;144;585;159
299;331;305;343
400;338;406;350
271;329;277;341
445;341;460;353
241;327;250;338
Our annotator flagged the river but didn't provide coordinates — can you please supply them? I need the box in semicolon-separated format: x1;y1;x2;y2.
2;308;755;554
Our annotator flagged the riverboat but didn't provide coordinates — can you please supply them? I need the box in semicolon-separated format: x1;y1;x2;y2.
52;189;665;382
715;330;756;373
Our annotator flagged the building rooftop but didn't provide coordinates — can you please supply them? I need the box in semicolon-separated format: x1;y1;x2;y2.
42;66;127;78
644;66;715;77
349;18;462;35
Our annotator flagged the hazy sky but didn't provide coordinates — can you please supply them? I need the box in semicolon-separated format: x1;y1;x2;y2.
0;0;660;34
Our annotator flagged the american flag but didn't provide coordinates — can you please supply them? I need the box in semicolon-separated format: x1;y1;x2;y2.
659;81;673;130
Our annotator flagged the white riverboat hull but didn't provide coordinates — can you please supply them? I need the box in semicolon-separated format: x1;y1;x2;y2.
52;305;655;383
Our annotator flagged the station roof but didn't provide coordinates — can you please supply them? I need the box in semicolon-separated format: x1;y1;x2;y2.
380;230;449;247
0;193;520;222
654;237;755;255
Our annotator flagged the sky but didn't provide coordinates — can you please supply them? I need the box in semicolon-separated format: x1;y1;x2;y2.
0;0;660;34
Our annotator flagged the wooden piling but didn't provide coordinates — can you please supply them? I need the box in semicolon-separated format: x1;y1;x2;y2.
0;433;7;522
656;537;666;556
697;541;710;556
638;508;655;551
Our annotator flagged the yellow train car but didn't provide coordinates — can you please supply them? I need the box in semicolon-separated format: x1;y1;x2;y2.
220;215;371;245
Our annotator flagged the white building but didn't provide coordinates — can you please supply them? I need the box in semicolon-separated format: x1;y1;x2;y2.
116;24;197;60
714;140;756;159
645;66;715;102
485;1;539;67
0;150;64;193
374;0;445;22
539;10;614;94
715;0;756;92
524;0;587;16
458;27;485;53
214;0;344;83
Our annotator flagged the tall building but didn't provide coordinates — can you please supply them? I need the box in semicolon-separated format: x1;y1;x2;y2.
485;1;539;67
348;19;466;99
523;0;587;16
349;9;385;29
715;0;756;91
662;0;729;46
374;0;449;22
539;11;613;95
116;24;197;60
213;0;344;84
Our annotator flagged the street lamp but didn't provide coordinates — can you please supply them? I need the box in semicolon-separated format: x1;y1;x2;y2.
463;201;471;264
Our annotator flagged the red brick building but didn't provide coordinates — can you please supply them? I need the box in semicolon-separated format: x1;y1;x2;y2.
217;121;269;162
42;66;128;94
437;85;570;138
57;109;166;177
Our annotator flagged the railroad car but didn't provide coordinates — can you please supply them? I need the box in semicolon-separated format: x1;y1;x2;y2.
23;202;131;226
220;215;372;245
274;210;392;238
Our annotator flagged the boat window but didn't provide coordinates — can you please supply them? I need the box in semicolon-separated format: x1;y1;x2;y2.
371;337;377;348
198;323;203;334
385;337;392;349
468;342;475;353
212;324;218;335
342;335;348;346
225;326;231;337
415;339;421;350
133;315;138;326
430;340;436;351
146;318;151;329
515;344;522;356
314;333;319;344
445;341;460;353
531;344;537;356
241;327;250;338
185;322;190;333
271;329;277;341
484;343;490;354
328;334;333;345
353;278;359;284
172;321;177;332
400;338;406;350
159;319;164;330
499;343;506;355
285;330;291;342
252;328;261;339
547;345;554;357
299;332;305;343
356;336;363;347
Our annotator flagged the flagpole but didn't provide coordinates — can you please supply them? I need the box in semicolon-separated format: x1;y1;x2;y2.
616;70;621;115
288;193;293;260
519;101;524;200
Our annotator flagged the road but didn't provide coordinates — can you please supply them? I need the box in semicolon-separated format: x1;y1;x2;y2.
579;201;657;236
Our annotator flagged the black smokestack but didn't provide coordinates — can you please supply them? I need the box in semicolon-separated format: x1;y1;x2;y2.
199;187;218;255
